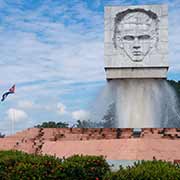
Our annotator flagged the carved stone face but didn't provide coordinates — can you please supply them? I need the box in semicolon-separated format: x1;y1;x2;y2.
114;12;158;62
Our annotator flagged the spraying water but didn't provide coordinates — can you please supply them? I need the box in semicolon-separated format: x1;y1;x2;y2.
91;79;180;128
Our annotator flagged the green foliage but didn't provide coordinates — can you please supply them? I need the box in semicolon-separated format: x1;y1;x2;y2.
0;151;109;180
1;152;180;179
35;121;69;128
168;80;180;100
63;155;110;180
76;103;116;128
76;120;91;128
102;103;115;128
0;150;63;179
76;119;104;128
103;160;180;180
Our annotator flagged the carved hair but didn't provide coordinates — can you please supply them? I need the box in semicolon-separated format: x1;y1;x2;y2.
114;8;158;24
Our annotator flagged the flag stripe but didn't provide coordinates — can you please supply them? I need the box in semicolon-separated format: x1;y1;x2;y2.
1;84;15;102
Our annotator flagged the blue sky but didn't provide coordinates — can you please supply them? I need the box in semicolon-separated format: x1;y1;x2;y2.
0;0;180;135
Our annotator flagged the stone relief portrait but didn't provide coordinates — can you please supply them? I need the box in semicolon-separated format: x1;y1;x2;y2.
113;8;159;62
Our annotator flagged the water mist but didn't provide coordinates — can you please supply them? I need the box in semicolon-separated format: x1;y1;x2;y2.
91;79;180;128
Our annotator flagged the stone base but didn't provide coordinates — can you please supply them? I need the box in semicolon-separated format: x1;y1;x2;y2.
105;67;168;79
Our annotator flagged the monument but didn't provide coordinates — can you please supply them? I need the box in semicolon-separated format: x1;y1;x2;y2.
99;4;180;127
104;5;168;79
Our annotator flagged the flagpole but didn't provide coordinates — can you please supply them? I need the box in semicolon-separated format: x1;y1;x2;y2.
12;110;15;135
1;84;16;135
11;111;13;135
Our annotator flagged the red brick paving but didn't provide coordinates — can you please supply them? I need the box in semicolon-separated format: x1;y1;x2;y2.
0;128;180;161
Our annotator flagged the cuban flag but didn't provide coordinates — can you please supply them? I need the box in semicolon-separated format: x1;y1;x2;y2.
1;84;15;102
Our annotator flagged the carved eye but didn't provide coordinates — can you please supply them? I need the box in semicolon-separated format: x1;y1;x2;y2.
123;35;135;41
138;35;151;40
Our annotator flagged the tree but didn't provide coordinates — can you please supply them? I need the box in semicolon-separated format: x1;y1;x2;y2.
76;120;103;128
102;103;115;128
76;120;91;128
168;80;180;100
35;121;69;128
0;132;5;138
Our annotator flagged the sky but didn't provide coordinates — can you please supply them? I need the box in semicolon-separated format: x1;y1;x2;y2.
0;0;180;135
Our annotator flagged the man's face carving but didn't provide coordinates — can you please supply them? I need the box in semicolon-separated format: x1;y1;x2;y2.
115;12;158;62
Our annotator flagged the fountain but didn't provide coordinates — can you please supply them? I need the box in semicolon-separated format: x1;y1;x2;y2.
91;4;180;128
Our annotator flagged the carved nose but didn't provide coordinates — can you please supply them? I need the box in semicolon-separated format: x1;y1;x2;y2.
133;46;140;49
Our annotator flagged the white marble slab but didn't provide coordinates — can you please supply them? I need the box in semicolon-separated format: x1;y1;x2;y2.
104;4;168;79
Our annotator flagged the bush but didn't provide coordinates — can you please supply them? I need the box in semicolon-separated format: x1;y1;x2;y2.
63;154;110;180
0;151;110;180
103;160;180;180
1;150;180;180
0;150;63;179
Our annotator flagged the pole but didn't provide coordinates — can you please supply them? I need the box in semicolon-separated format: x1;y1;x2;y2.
12;110;15;135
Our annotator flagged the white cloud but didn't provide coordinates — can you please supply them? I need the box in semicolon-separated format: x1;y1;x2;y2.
57;102;67;115
17;100;33;109
17;99;56;112
6;108;28;122
72;110;90;120
0;0;104;84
